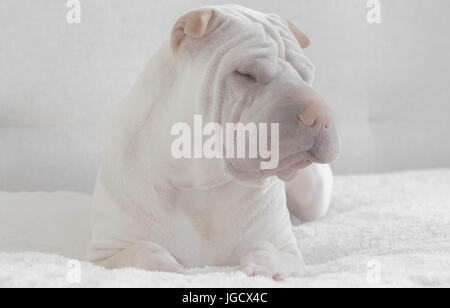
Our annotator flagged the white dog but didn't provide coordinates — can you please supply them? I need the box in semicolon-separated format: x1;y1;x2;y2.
87;5;339;280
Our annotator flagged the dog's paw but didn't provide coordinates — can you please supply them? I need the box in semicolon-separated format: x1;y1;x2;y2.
132;242;186;274
240;242;303;280
96;242;185;274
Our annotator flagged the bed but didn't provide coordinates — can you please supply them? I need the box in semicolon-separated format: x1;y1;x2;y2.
1;169;449;288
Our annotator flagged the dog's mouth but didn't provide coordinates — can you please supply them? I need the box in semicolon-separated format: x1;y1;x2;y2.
261;152;314;181
225;151;314;183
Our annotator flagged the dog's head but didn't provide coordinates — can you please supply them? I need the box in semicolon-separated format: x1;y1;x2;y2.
171;5;339;183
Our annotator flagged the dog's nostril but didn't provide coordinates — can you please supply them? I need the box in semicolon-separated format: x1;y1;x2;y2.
323;115;333;130
298;105;333;131
297;113;316;128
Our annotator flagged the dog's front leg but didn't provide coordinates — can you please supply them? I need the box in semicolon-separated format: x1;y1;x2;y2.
94;242;185;273
286;164;334;222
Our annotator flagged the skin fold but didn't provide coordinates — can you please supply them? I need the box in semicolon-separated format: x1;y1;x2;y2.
87;5;339;280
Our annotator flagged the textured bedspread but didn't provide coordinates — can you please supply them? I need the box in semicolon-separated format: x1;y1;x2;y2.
1;170;449;287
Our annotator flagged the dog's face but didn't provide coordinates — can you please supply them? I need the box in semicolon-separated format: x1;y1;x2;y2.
172;5;339;183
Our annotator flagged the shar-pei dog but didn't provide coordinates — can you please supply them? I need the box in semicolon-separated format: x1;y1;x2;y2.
87;5;339;280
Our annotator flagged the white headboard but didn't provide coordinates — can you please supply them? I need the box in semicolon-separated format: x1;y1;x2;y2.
1;0;450;192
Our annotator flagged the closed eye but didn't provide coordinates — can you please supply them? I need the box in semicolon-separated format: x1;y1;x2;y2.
235;71;257;82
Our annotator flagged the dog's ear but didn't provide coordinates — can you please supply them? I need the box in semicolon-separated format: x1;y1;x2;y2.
286;20;310;49
171;9;215;52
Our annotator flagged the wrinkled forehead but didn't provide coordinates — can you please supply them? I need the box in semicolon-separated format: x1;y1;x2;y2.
187;5;314;84
211;5;305;60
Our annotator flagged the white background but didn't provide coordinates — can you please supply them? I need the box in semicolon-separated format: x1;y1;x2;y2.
1;0;450;192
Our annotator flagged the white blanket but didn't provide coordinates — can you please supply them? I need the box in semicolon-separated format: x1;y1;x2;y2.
1;169;449;288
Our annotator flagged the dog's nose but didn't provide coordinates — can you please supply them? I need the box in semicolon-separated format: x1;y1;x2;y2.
298;103;333;131
297;101;339;164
